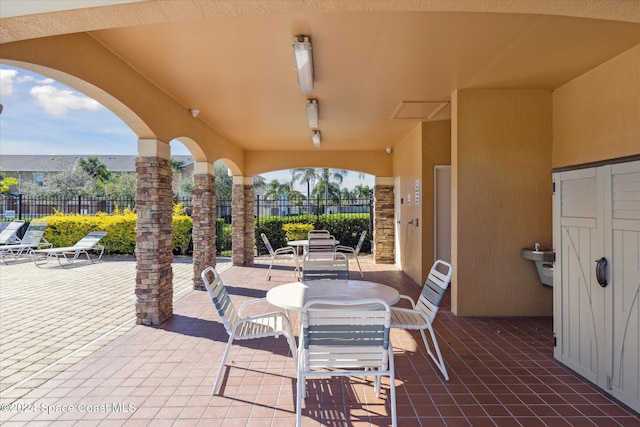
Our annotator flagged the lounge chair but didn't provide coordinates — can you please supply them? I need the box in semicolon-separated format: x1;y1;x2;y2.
31;231;107;266
0;220;51;263
0;220;25;245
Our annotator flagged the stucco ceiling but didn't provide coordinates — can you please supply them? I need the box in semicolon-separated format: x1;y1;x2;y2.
3;1;640;152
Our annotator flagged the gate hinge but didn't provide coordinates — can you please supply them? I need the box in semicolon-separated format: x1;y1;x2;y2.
553;332;557;347
607;375;612;391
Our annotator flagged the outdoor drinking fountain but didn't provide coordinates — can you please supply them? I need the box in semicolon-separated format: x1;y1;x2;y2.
521;243;554;287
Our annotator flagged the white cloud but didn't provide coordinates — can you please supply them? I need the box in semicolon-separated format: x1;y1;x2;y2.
30;85;102;116
0;68;19;97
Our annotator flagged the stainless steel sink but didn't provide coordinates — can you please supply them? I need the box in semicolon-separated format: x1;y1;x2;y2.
521;248;554;262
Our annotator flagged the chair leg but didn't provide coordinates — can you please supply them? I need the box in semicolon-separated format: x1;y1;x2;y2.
388;350;397;427
212;334;235;395
293;255;301;279
354;256;363;278
296;366;304;426
420;324;449;381
266;256;275;280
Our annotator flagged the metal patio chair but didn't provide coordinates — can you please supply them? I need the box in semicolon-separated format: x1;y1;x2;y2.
260;233;300;280
201;266;297;395
296;298;397;427
390;259;453;380
335;230;367;278
301;251;349;281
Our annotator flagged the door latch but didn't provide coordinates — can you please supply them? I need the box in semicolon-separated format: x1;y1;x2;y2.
595;257;608;287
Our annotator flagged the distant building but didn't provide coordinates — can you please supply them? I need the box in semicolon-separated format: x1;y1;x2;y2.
0;154;194;193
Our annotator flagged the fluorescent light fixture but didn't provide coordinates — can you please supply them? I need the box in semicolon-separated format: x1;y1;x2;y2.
306;99;319;128
292;35;314;94
311;130;321;147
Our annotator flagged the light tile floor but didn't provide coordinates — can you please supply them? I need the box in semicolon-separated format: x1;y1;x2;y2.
0;255;638;426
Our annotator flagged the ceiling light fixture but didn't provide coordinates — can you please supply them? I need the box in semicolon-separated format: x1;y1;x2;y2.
311;130;321;147
306;99;319;128
190;109;199;118
292;35;314;94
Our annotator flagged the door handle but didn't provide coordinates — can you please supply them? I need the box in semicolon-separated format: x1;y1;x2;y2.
595;257;608;287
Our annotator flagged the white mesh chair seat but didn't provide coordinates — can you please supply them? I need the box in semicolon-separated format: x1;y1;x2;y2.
261;233;300;280
296;298;396;427
335;230;367;278
201;266;297;395
390;259;453;381
31;231;107;267
390;307;430;328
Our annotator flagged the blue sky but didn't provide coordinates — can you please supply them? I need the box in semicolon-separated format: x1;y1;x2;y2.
0;65;372;189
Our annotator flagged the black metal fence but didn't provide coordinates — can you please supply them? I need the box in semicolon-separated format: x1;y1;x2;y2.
1;193;373;255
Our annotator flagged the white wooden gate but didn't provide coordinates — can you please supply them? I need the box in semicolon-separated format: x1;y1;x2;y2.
553;160;640;412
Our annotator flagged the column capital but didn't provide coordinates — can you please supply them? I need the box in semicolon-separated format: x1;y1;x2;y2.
194;161;214;175
232;176;254;186
375;176;394;186
137;139;171;160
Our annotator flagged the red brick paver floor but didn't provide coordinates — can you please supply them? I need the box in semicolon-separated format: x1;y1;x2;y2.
1;255;638;426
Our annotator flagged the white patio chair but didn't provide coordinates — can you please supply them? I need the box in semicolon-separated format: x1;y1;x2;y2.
390;259;453;380
306;235;337;253
31;231;107;267
296;298;396;427
335;230;367;278
0;220;25;245
260;233;300;280
302;251;349;280
307;229;331;238
0;220;51;263
201;266;297;395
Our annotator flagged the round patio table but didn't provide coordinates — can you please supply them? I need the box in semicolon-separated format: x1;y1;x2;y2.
266;279;399;312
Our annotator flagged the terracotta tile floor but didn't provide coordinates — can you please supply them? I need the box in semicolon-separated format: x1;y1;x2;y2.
1;256;639;426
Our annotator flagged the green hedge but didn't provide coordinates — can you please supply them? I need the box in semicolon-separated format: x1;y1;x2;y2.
28;212;369;256
256;214;371;255
37;210;193;255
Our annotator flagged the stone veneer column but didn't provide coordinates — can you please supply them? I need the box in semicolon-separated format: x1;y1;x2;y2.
231;177;245;265
135;139;174;325
374;180;395;264
243;180;255;266
191;162;216;290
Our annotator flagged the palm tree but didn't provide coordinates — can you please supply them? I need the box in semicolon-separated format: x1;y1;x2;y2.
264;179;285;200
318;168;348;211
353;184;372;199
76;156;111;184
312;180;341;211
291;168;318;213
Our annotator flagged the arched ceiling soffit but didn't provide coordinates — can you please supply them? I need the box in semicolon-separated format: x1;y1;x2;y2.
0;34;244;165
175;137;205;161
217;158;242;176
1;0;638;44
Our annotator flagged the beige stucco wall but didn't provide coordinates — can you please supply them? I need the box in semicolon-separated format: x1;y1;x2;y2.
452;89;553;317
553;44;640;168
393;125;423;283
421;121;452;281
392;120;451;286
